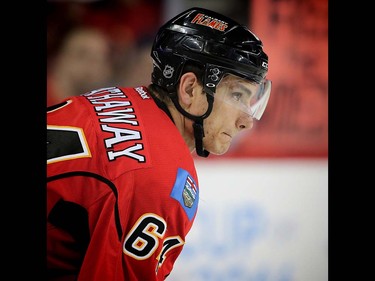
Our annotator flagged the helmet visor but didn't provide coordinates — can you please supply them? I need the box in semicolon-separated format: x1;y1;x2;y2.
208;74;272;120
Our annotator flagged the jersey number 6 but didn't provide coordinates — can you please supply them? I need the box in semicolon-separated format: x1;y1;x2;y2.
123;213;184;269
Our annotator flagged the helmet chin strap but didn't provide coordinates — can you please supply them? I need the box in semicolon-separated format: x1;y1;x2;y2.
192;119;209;157
169;92;214;158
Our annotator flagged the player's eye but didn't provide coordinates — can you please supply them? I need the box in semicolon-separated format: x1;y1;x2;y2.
231;91;243;101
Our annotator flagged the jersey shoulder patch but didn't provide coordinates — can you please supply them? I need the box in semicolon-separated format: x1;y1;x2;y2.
170;167;199;221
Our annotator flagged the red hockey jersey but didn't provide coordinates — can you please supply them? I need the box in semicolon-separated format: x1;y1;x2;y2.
47;86;199;281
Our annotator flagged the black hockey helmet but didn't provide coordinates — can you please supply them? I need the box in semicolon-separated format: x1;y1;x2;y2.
150;7;270;157
151;7;269;96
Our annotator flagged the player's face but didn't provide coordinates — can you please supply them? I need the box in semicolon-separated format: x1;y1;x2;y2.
202;75;262;155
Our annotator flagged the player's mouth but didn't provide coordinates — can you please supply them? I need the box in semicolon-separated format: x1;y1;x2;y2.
222;132;233;141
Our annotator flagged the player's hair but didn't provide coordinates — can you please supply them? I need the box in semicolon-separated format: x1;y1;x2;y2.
150;6;269;97
148;61;204;102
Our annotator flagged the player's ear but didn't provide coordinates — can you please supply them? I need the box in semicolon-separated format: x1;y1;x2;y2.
178;72;202;107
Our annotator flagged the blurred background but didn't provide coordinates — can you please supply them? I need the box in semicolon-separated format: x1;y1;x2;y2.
47;0;328;280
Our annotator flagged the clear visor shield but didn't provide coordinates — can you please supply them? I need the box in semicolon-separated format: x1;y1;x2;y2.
210;75;272;120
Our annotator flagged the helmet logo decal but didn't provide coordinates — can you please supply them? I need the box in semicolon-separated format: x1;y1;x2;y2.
191;13;228;32
207;67;221;87
163;65;174;79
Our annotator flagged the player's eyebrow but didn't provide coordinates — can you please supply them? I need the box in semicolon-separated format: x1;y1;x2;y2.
233;82;254;98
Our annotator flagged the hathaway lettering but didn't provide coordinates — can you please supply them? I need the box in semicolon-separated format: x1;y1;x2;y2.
83;87;145;162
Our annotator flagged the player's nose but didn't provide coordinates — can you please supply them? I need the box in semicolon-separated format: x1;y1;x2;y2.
236;113;253;131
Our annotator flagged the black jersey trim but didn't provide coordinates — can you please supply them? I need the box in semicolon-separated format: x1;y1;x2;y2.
47;171;123;241
149;93;175;124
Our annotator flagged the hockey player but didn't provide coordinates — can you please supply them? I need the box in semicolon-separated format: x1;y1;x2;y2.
47;6;271;281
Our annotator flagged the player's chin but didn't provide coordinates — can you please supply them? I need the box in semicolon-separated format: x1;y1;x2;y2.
206;142;231;156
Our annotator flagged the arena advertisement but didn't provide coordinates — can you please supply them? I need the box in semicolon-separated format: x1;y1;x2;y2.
221;0;328;158
171;159;328;281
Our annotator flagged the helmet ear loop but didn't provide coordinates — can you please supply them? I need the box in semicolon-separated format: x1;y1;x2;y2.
192;93;214;158
170;89;214;158
169;84;214;122
170;66;219;157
